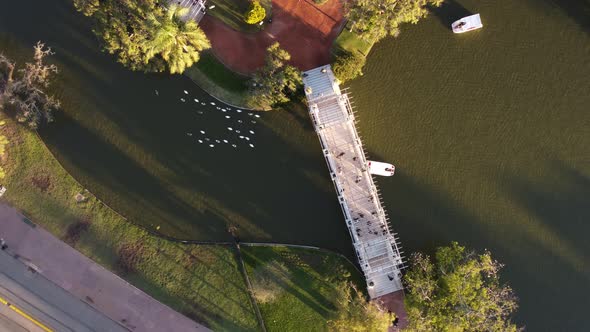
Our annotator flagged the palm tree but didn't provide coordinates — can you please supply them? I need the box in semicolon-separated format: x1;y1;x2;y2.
144;5;211;74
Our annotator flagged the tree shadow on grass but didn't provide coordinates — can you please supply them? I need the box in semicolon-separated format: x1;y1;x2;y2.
241;247;339;319
3;181;259;330
80;221;260;331
125;268;259;332
157;243;256;313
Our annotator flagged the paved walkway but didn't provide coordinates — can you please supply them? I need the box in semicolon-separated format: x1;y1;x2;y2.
200;0;345;74
0;204;210;332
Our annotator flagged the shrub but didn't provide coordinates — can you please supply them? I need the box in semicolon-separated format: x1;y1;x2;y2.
117;241;145;273
244;1;266;25
64;219;91;245
30;174;51;192
332;51;366;83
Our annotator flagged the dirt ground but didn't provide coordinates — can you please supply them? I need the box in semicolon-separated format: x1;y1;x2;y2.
376;290;409;331
201;0;345;74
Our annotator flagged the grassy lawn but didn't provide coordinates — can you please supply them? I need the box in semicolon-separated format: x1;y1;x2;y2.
185;51;253;108
0;115;260;331
0;115;365;331
207;0;272;33
241;246;364;331
332;27;375;56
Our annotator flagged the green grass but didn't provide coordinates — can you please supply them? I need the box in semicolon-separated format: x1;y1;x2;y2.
207;0;272;33
332;28;375;56
0;114;366;331
241;246;364;332
185;51;253;108
0;116;260;331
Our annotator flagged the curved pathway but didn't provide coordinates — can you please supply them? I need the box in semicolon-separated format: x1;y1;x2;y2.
200;0;345;74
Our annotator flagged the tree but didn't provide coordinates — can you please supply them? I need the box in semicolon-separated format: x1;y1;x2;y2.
332;51;366;83
328;282;393;332
248;43;301;109
72;0;100;17
244;1;266;25
144;5;211;74
404;242;522;332
345;0;444;42
76;0;210;74
84;0;154;71
0;42;60;129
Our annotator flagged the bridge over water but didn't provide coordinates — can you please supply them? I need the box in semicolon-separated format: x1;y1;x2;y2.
302;66;405;299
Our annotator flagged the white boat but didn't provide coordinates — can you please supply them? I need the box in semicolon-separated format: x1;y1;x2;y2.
367;161;395;177
452;14;483;33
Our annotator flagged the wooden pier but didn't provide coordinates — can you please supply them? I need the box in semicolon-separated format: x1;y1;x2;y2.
302;66;405;299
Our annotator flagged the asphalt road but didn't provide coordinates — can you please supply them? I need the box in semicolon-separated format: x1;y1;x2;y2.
0;250;127;332
0;303;41;332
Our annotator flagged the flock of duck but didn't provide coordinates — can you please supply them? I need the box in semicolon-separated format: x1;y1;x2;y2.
158;89;263;150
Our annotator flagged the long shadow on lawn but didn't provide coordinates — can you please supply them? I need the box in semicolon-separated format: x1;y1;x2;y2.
241;248;338;319
125;266;259;331
4;181;258;330
110;243;258;330
158;243;256;313
80;220;260;330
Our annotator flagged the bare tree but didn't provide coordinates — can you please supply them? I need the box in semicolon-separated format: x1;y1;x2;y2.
0;42;60;129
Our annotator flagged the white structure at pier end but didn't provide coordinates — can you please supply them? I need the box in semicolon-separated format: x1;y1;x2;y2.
302;65;405;299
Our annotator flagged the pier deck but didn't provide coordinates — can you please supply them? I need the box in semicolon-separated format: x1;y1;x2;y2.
303;66;404;299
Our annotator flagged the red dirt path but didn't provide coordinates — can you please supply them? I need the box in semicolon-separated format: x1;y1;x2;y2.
200;0;345;74
376;290;409;331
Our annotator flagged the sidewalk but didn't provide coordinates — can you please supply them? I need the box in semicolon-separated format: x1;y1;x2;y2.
0;203;211;332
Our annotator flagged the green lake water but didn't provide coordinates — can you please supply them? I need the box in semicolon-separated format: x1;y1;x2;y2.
1;0;588;330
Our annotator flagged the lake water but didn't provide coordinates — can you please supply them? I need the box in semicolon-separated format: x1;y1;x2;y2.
1;0;588;330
